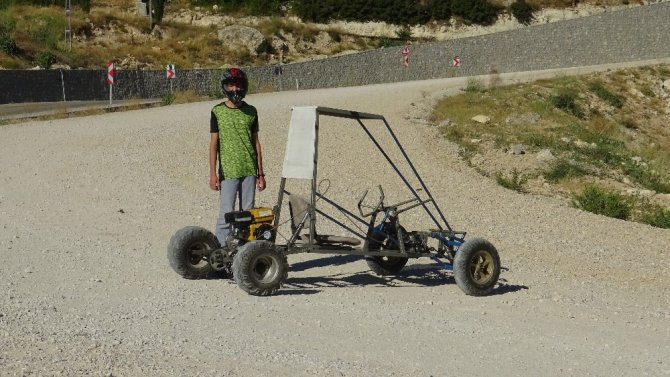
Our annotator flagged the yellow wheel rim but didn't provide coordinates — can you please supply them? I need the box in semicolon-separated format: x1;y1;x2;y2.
470;250;495;285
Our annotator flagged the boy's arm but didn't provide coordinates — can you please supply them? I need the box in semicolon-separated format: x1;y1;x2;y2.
209;132;220;191
253;132;266;192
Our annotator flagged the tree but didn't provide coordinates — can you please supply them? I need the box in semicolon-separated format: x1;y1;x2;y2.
427;0;451;21
150;0;165;24
451;0;499;25
511;0;535;25
293;0;333;23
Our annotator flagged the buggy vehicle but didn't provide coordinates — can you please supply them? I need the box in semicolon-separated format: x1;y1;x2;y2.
168;106;501;296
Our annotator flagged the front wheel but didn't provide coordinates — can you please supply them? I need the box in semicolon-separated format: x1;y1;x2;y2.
167;226;219;279
453;238;500;296
232;241;288;296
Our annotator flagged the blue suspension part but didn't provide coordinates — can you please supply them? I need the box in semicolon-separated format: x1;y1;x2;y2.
430;232;464;249
430;255;453;271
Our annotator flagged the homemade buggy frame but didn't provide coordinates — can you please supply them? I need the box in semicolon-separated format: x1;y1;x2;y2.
168;106;501;296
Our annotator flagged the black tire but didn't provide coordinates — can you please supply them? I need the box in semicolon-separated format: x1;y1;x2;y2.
454;237;501;296
365;256;409;276
167;226;219;279
365;223;409;276
232;241;288;296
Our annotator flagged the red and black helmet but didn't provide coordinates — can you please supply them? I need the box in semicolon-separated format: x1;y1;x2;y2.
221;67;248;104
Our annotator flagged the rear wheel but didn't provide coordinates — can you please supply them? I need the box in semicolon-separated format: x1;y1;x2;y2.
454;238;500;296
366;255;409;275
167;226;219;279
365;223;409;276
232;241;287;296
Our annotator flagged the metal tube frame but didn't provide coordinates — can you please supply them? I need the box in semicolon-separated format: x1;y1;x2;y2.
271;106;464;259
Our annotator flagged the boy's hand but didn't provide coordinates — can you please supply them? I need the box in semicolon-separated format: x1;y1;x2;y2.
257;176;266;192
209;175;220;191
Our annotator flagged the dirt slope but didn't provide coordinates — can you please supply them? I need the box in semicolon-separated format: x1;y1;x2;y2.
0;65;668;376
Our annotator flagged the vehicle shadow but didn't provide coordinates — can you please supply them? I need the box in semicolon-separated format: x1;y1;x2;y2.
289;254;362;272
489;280;529;295
281;257;529;296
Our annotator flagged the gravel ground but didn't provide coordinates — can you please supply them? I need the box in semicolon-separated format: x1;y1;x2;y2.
1;67;669;376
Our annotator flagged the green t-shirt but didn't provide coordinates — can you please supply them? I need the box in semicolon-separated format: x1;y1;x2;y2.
210;102;259;179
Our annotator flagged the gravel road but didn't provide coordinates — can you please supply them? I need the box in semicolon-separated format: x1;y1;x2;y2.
1;65;669;376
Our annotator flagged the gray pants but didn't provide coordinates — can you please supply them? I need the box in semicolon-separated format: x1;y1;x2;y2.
215;176;256;245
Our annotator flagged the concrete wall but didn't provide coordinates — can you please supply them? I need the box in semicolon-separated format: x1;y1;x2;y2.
1;2;669;104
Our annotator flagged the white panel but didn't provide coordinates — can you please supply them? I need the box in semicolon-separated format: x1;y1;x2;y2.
282;106;317;179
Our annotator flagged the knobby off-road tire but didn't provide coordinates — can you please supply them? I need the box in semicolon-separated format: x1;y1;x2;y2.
454;237;501;296
232;241;288;296
167;226;219;279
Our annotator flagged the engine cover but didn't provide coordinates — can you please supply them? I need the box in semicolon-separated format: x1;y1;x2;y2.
225;207;275;241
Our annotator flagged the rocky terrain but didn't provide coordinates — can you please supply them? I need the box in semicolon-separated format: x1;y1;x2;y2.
437;65;670;211
0;66;668;377
1;4;668;375
79;0;669;69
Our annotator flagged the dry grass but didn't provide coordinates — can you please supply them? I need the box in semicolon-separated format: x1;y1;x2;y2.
1;2;265;68
432;64;670;223
527;0;630;8
91;0;135;7
588;115;618;136
2;0;648;69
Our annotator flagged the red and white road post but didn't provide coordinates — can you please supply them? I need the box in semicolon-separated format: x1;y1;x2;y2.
106;61;115;105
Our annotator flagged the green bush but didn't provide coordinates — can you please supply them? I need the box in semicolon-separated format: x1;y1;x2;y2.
452;0;499;25
0;31;18;55
33;50;56;68
464;77;485;93
623;162;670;194
520;132;555;149
640;85;655;97
589;82;623;108
577;135;626;167
0;16;16;33
377;37;404;48
496;168;526;191
543;158;587;182
549;91;584;118
241;0;282;16
160;92;175;106
293;0;335;23
27;14;62;49
396;25;411;41
572;185;632;220
1;0;88;9
639;205;670;229
511;0;534;25
426;0;452;20
293;0;436;25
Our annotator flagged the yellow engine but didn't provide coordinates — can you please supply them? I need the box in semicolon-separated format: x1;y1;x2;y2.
224;207;276;242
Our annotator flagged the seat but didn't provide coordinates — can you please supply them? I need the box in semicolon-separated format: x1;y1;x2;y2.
288;195;361;246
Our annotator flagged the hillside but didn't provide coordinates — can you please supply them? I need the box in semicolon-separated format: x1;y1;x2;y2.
1;0;665;70
430;64;670;228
